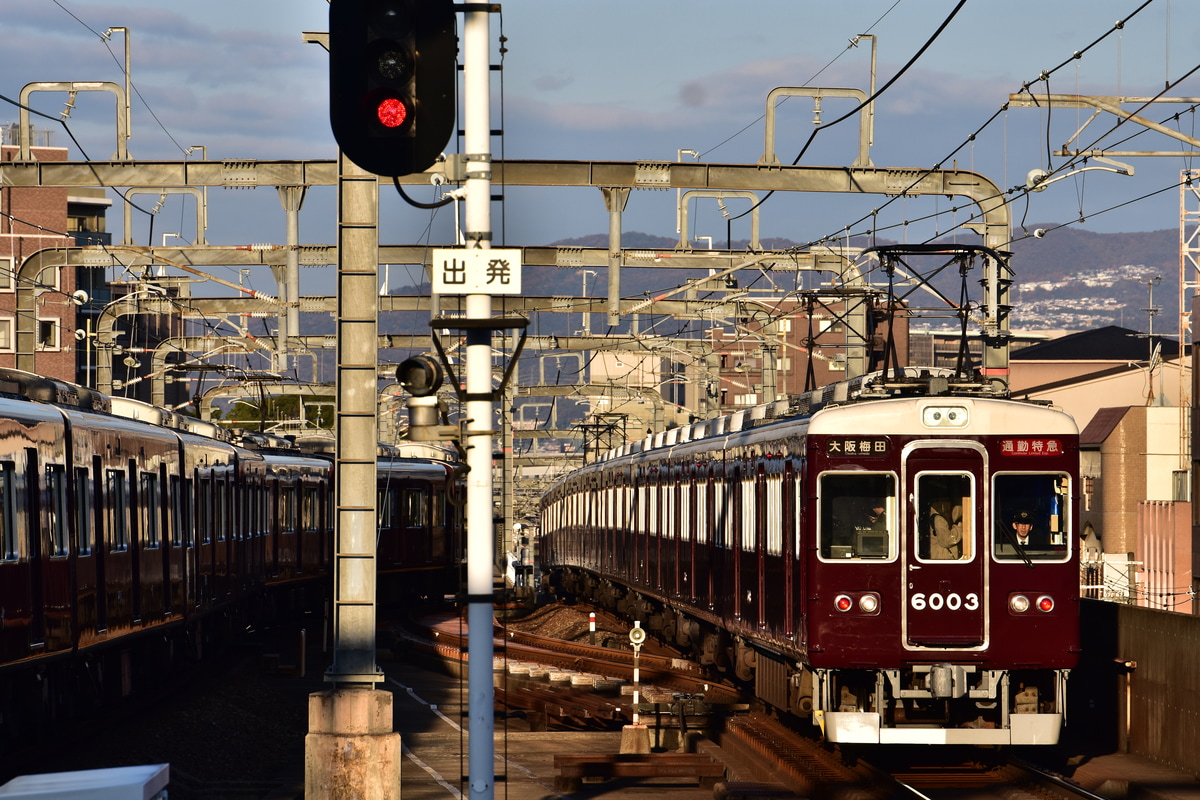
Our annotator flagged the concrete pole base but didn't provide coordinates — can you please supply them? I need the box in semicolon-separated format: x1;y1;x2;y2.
305;688;400;800
619;723;651;754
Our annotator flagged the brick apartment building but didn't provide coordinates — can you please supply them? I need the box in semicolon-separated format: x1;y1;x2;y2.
1;128;113;386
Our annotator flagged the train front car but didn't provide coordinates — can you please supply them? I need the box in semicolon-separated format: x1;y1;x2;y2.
808;393;1080;745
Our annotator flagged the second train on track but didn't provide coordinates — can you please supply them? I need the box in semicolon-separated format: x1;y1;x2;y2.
539;367;1080;745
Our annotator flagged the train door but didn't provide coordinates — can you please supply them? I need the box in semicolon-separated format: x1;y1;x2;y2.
783;461;796;639
903;446;987;650
731;463;742;622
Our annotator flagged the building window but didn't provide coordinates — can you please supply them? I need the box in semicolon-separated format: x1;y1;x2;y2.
0;318;14;352
36;318;60;351
0;257;12;292
33;265;58;292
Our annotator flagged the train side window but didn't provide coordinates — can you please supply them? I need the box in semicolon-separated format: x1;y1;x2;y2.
74;467;92;556
765;473;783;556
818;473;896;560
197;476;212;545
303;486;320;532
916;473;973;562
106;470;128;552
993;473;1070;560
140;472;161;549
0;463;16;560
404;488;429;528
171;479;187;546
215;479;228;542
432;488;445;528
47;465;68;557
378;486;395;529
281;485;297;534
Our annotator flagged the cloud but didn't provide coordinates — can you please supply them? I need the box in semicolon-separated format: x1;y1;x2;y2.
534;74;574;92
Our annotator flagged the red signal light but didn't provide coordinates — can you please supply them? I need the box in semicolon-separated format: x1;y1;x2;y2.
835;594;853;612
1037;595;1055;612
377;97;409;128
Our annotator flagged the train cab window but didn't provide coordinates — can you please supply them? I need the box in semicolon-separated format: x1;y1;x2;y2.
916;473;973;562
993;473;1070;561
818;473;896;560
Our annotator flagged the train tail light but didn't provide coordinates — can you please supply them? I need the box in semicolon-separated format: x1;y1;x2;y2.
1037;595;1055;612
1009;594;1031;613
834;593;879;614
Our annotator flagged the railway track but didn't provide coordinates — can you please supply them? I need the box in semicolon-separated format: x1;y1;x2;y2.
398;604;1113;800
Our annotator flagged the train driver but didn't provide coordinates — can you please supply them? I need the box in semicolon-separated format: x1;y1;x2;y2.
996;508;1053;558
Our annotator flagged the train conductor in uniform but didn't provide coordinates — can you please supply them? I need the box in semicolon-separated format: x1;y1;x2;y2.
997;508;1050;557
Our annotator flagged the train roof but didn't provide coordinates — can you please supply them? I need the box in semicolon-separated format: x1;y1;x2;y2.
594;367;1067;465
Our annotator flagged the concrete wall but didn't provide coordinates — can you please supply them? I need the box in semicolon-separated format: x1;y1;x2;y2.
1080;600;1200;773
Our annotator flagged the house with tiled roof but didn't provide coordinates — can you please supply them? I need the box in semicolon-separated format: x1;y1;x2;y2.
1011;326;1191;611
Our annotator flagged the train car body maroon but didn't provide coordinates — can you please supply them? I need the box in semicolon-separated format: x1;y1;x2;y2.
376;454;464;605
0;369;462;739
540;370;1081;746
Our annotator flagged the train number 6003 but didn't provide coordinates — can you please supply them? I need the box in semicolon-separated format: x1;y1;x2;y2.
910;592;980;611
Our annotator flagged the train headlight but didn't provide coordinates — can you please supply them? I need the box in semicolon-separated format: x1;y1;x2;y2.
921;404;969;428
1009;594;1031;613
835;594;853;612
858;594;879;614
1037;595;1055;612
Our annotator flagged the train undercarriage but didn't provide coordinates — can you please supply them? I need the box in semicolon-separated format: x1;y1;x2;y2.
550;567;1067;746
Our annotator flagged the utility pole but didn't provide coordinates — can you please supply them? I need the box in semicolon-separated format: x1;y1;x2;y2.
462;9;496;800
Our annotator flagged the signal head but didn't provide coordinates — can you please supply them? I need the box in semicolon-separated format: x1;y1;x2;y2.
329;0;456;176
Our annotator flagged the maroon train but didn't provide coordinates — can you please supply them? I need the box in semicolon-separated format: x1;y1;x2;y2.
540;368;1081;745
0;368;462;737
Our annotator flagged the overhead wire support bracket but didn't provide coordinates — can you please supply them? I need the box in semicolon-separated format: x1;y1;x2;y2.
429;315;529;403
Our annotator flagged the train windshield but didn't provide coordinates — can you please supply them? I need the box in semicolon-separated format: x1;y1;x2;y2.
916;472;973;562
819;472;896;560
993;472;1071;560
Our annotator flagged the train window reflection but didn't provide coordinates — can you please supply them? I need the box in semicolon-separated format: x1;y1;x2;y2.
0;463;15;560
819;473;896;560
917;473;972;562
993;473;1070;560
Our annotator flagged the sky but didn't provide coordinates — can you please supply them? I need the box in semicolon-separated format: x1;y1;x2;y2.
2;0;1198;294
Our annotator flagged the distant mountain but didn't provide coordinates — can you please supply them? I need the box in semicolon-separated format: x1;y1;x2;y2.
544;226;1182;336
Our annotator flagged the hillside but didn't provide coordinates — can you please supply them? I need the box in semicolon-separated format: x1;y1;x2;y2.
544;226;1182;335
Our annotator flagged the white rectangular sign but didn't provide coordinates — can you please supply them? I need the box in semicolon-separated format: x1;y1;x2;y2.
432;248;522;295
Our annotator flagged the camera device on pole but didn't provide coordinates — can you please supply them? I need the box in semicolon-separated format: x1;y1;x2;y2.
328;0;457;177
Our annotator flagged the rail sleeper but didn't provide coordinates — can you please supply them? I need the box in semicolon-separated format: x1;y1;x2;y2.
553;753;726;792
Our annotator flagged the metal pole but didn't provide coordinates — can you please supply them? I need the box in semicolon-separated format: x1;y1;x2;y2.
277;185;307;375
327;153;380;684
463;8;495;800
